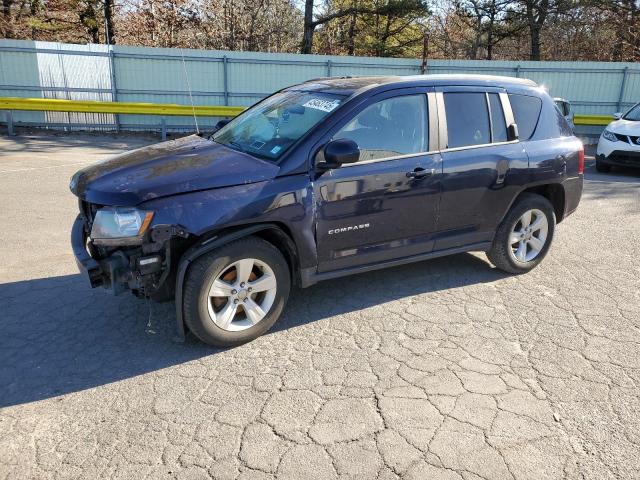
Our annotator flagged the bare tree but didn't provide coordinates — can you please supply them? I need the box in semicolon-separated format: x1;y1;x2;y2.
602;0;640;61
454;0;522;59
302;0;427;54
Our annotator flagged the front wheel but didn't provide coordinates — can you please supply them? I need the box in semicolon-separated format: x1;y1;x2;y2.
487;193;556;274
183;237;291;347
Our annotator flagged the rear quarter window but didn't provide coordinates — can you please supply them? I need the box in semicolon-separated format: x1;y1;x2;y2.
555;109;574;136
508;94;542;140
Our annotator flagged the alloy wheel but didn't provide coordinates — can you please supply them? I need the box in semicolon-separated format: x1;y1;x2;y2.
207;258;277;331
509;209;548;263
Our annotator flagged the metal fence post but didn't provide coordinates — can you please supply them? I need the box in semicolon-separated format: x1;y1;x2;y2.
327;59;332;77
222;55;229;106
6;110;15;136
108;45;120;132
515;65;521;78
160;118;167;141
617;66;629;113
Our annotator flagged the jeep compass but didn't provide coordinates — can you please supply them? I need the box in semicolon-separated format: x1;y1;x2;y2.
70;75;584;346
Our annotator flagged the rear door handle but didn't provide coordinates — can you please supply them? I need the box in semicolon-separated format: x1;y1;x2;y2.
406;167;434;179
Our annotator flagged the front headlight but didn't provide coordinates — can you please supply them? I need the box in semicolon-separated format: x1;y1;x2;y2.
602;129;618;142
90;207;154;245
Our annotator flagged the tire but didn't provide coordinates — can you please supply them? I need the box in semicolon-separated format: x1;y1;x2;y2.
487;193;556;274
595;159;611;173
183;236;291;347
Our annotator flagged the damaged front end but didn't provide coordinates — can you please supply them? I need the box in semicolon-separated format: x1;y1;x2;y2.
71;200;189;298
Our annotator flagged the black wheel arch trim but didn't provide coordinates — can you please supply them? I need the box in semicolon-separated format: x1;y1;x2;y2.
172;222;298;343
498;180;567;227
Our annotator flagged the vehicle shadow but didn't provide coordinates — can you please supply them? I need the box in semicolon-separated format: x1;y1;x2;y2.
0;252;507;407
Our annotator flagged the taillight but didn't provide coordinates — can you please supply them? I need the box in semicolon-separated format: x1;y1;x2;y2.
578;144;584;174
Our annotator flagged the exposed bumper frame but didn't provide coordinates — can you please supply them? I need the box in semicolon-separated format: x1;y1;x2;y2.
71;215;104;288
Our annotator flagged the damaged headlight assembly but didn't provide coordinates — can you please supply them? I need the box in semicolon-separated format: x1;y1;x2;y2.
90;207;154;246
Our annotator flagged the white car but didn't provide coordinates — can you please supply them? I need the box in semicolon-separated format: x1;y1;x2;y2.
596;103;640;172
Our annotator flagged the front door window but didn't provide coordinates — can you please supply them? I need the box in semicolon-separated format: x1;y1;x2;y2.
334;95;429;161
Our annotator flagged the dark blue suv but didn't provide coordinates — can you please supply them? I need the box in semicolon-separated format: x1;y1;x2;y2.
70;75;584;346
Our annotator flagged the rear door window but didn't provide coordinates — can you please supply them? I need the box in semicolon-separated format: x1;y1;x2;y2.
443;92;491;148
508;94;542;140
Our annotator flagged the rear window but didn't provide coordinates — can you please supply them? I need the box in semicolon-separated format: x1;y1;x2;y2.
444;92;491;148
508;94;542;140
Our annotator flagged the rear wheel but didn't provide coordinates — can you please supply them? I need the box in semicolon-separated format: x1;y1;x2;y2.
595;159;611;173
183;237;290;346
487;193;556;274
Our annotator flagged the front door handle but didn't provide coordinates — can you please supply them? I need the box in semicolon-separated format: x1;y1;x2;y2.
406;167;434;179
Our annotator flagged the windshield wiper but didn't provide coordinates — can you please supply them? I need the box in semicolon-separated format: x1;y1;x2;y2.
212;139;274;161
212;138;245;152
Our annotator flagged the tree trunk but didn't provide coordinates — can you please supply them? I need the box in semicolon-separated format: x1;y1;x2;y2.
486;12;495;60
1;0;13;38
301;0;314;53
347;9;357;55
30;0;39;39
530;25;541;60
104;0;116;44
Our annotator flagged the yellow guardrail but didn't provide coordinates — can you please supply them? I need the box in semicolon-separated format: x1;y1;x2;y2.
573;114;613;126
0;97;245;117
0;97;612;126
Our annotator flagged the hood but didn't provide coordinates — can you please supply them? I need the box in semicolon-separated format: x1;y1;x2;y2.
70;135;281;205
607;118;640;136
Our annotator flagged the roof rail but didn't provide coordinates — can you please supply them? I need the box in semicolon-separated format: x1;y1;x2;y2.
305;76;355;82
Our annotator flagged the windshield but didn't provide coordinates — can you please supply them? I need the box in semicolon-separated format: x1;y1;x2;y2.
213;90;347;161
623;103;640;121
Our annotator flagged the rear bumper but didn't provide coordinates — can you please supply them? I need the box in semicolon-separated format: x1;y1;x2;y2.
561;175;583;220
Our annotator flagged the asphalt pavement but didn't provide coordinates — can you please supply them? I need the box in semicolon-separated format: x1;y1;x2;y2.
1;133;639;480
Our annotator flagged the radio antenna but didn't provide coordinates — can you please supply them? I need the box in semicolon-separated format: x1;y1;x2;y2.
180;48;199;134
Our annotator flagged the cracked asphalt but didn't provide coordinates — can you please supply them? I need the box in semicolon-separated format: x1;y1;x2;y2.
1;132;639;480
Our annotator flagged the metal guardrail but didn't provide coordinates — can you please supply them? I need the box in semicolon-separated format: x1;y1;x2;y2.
1;97;245;139
1;97;612;139
0;97;244;116
573;114;614;126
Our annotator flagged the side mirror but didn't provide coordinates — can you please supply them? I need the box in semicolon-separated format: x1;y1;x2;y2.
318;139;360;170
507;123;519;141
613;112;622;119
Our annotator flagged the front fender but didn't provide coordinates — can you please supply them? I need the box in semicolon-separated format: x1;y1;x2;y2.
141;175;316;266
140;176;316;342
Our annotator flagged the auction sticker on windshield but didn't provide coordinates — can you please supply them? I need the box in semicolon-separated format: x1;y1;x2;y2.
303;98;341;112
